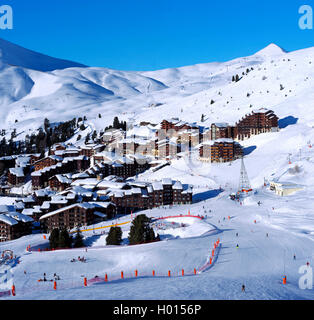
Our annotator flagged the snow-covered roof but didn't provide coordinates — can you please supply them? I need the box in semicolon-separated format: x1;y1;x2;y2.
22;196;35;203
162;178;172;185
34;189;51;197
9;167;25;177
173;181;183;190
50;196;68;204
40;203;96;220
41;201;51;210
97;181;126;189
88;202;115;209
72;172;90;179
93;211;107;218
152;182;163;191
252;107;271;114
14;202;25;210
52;174;72;184
0;214;18;226
71;178;99;187
212;122;229;128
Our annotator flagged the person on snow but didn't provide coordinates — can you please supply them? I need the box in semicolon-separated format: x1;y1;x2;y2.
293;254;296;260
242;284;245;292
236;244;239;249
236;233;238;237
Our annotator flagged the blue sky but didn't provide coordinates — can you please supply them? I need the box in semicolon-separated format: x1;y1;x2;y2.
1;0;314;70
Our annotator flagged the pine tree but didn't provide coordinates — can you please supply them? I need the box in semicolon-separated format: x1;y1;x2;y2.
113;116;120;129
85;133;90;144
128;214;158;245
49;228;60;249
44;118;50;133
106;226;123;245
58;229;72;249
92;130;97;141
73;227;84;248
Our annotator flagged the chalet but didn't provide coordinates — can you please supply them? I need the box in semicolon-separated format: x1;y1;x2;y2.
59;186;94;203
235;108;279;141
79;144;105;157
8;167;25;186
34;155;63;171
53;149;80;158
29;154;41;165
199;139;243;163
20;196;36;209
157;138;181;160
50;143;67;155
31;156;89;190
33;189;52;206
210;123;236;140
109;179;193;213
0;206;33;242
49;174;72;191
177;129;201;149
87;202;116;220
22;206;43;222
160;119;199;134
15;156;31;168
39;203;108;232
101;128;125;144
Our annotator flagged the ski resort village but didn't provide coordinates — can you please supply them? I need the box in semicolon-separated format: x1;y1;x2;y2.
1;38;314;300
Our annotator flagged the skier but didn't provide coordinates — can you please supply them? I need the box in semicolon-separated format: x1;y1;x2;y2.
293;254;296;260
242;284;245;292
307;262;310;267
236;244;239;249
266;233;269;237
236;233;238;237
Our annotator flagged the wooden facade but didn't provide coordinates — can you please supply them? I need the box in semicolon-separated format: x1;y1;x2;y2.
0;212;33;242
40;203;115;232
200;140;243;163
235;109;278;141
110;180;192;213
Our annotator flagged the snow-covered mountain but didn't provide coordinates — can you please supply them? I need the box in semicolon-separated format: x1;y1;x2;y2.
0;38;87;71
0;39;311;141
